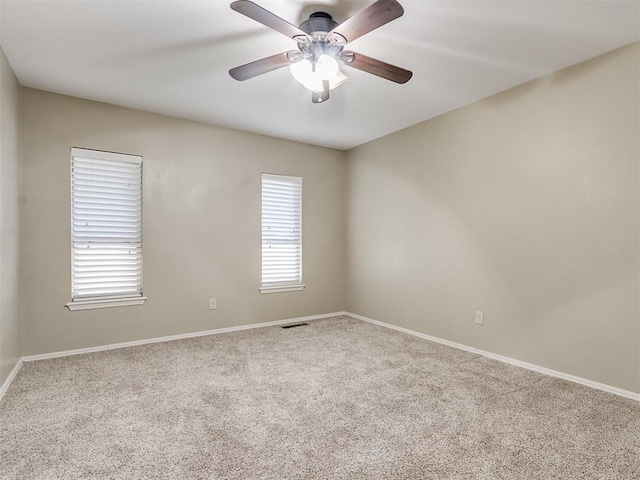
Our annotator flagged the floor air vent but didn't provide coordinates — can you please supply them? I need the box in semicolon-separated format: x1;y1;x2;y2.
281;323;309;329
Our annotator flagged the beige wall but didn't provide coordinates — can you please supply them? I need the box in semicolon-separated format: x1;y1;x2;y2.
346;44;640;393
15;44;640;394
0;45;21;385
20;89;346;355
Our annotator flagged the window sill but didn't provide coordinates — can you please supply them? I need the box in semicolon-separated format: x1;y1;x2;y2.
259;284;305;294
66;297;147;311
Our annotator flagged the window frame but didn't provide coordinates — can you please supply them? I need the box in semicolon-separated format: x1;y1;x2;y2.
260;173;305;294
66;147;146;311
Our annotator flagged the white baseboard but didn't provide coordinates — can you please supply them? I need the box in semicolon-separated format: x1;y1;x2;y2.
22;311;346;362
5;310;638;404
1;312;344;401
346;311;640;402
0;358;24;402
0;312;345;400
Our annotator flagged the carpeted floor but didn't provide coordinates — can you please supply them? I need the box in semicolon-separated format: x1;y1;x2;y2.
1;315;639;479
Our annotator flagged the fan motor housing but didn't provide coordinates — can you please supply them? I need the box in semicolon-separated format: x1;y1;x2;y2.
299;12;338;35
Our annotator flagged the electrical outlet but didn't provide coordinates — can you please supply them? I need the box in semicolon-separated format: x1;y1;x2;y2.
475;311;484;325
209;298;217;310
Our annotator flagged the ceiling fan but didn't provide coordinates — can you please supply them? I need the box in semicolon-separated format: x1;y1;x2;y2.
228;0;413;103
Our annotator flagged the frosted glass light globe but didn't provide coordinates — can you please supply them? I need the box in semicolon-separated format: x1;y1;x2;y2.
329;70;348;90
315;54;339;81
302;71;324;93
289;59;313;84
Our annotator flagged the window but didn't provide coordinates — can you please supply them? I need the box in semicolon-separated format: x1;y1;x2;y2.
67;148;145;310
260;173;304;293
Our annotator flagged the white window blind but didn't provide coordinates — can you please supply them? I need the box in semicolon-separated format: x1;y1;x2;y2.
261;173;304;292
70;148;143;306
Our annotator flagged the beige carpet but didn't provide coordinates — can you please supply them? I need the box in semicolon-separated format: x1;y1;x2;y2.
1;315;639;479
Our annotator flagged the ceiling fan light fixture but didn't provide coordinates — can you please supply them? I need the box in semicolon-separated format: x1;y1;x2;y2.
290;56;345;93
303;73;324;93
305;69;347;93
328;70;348;90
315;54;339;80
289;58;313;84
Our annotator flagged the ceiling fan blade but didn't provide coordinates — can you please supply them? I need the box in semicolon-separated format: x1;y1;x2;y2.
342;51;412;84
329;0;404;44
312;80;330;104
229;51;296;81
231;0;307;40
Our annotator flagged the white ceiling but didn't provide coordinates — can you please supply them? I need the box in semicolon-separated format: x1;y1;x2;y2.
1;0;638;150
